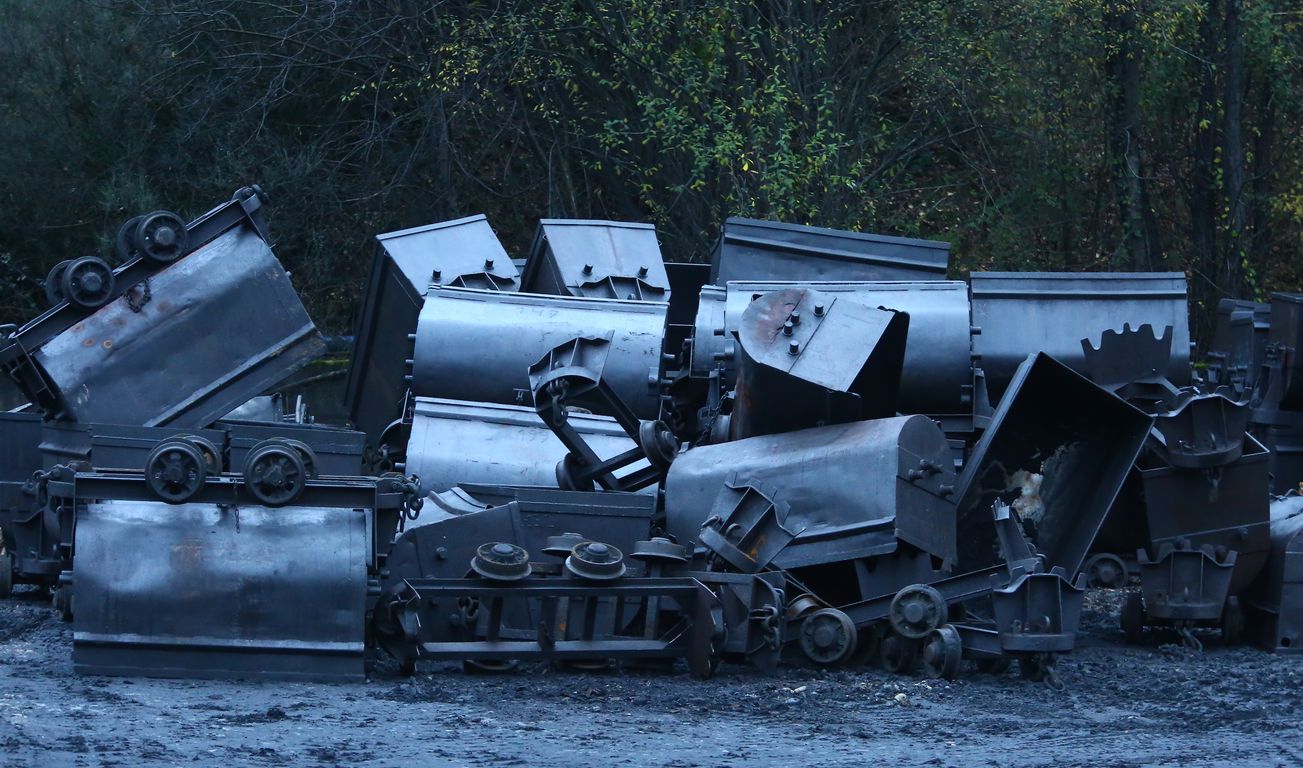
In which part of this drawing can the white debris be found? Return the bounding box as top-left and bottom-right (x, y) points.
(1011, 469), (1045, 525)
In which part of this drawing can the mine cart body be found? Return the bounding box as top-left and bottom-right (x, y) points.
(345, 214), (519, 448)
(710, 217), (950, 285)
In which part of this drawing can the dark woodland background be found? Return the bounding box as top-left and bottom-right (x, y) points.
(1, 0), (1300, 341)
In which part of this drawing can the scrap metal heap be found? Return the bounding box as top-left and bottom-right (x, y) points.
(0, 191), (1299, 686)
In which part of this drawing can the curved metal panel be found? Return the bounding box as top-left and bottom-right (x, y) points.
(664, 415), (957, 565)
(33, 227), (324, 428)
(412, 287), (667, 419)
(710, 217), (950, 285)
(691, 280), (973, 416)
(72, 501), (369, 680)
(404, 397), (652, 493)
(970, 272), (1191, 402)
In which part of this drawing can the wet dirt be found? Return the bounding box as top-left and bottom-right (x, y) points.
(2, 587), (1299, 767)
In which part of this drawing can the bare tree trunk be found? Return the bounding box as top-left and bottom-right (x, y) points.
(1221, 0), (1247, 296)
(1188, 0), (1220, 343)
(1105, 0), (1161, 270)
(1250, 73), (1276, 270)
(434, 94), (458, 219)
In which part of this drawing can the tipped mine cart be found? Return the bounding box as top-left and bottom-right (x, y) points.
(0, 196), (1298, 689)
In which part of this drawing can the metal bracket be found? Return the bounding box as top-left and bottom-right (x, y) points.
(529, 335), (679, 492)
(373, 576), (723, 678)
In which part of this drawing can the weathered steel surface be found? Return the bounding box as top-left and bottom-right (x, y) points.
(730, 287), (908, 439)
(665, 415), (958, 567)
(411, 286), (667, 419)
(404, 397), (650, 493)
(33, 226), (324, 428)
(970, 272), (1191, 402)
(1266, 292), (1303, 410)
(523, 219), (669, 302)
(710, 217), (950, 285)
(690, 280), (973, 418)
(953, 353), (1153, 577)
(72, 500), (369, 680)
(345, 215), (518, 448)
(1245, 496), (1303, 652)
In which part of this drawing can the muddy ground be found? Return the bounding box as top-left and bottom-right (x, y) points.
(1, 587), (1299, 768)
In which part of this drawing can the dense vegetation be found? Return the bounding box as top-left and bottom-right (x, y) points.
(0, 0), (1299, 338)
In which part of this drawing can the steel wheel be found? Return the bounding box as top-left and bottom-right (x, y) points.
(848, 625), (884, 667)
(144, 439), (208, 504)
(463, 659), (520, 674)
(1221, 596), (1244, 646)
(182, 434), (223, 473)
(0, 552), (12, 598)
(280, 438), (319, 479)
(798, 607), (858, 666)
(243, 444), (307, 507)
(115, 215), (144, 261)
(1121, 591), (1146, 644)
(889, 583), (949, 639)
(61, 256), (116, 310)
(1085, 553), (1128, 589)
(879, 633), (919, 675)
(44, 260), (71, 307)
(921, 624), (963, 681)
(133, 211), (189, 263)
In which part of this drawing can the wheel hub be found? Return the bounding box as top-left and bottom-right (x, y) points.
(798, 608), (856, 665)
(566, 541), (627, 580)
(471, 541), (532, 580)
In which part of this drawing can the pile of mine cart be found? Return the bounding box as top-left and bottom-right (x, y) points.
(0, 187), (1298, 686)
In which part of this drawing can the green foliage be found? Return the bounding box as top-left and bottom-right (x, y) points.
(0, 0), (1298, 333)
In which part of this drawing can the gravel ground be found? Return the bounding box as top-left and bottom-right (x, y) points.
(2, 586), (1300, 768)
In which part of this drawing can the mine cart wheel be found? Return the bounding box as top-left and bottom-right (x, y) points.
(889, 584), (949, 640)
(849, 625), (884, 667)
(243, 444), (307, 507)
(1221, 596), (1244, 646)
(114, 215), (144, 261)
(0, 553), (12, 598)
(53, 586), (72, 622)
(463, 659), (519, 674)
(133, 211), (190, 263)
(1121, 592), (1147, 644)
(879, 633), (919, 675)
(235, 185), (269, 205)
(181, 435), (222, 473)
(974, 656), (1011, 676)
(144, 439), (208, 504)
(43, 260), (71, 307)
(922, 625), (963, 681)
(638, 420), (680, 469)
(253, 437), (320, 479)
(282, 439), (319, 479)
(798, 608), (858, 666)
(61, 256), (116, 311)
(555, 453), (596, 491)
(1085, 553), (1129, 589)
(250, 438), (319, 479)
(558, 658), (613, 673)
